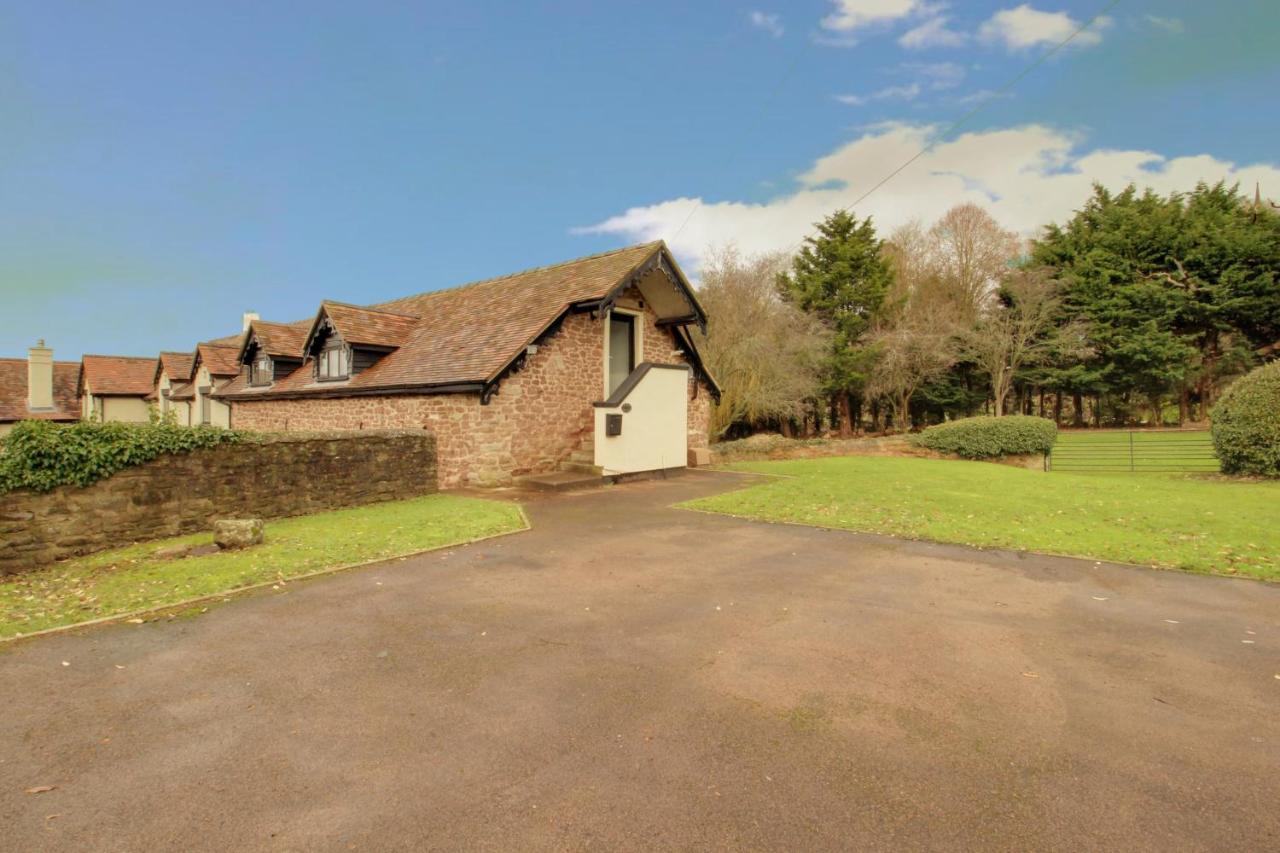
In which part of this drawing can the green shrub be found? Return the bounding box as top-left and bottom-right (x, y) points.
(909, 415), (1057, 459)
(0, 420), (245, 494)
(1211, 361), (1280, 477)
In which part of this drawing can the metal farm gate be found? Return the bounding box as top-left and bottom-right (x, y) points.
(1048, 431), (1219, 474)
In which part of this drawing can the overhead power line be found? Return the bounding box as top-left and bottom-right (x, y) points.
(663, 0), (1123, 254)
(783, 0), (1124, 253)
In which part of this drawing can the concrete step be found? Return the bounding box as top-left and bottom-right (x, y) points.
(514, 470), (606, 492)
(559, 461), (603, 475)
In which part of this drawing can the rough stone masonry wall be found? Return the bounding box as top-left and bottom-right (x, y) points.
(232, 307), (713, 488)
(0, 431), (437, 574)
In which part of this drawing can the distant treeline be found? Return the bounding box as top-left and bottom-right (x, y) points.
(695, 181), (1280, 438)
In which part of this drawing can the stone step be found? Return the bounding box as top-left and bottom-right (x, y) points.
(514, 470), (606, 492)
(567, 450), (595, 464)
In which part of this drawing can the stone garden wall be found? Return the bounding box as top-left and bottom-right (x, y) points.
(0, 430), (437, 574)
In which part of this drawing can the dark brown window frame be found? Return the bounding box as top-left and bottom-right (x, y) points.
(249, 352), (274, 387)
(315, 338), (351, 382)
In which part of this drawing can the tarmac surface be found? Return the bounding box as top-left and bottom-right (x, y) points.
(2, 471), (1277, 851)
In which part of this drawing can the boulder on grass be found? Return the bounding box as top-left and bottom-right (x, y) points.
(153, 543), (194, 560)
(213, 519), (264, 550)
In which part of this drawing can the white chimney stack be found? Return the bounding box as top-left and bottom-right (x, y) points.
(242, 311), (260, 332)
(27, 340), (54, 411)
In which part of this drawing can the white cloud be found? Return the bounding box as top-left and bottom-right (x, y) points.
(1144, 15), (1184, 34)
(835, 83), (923, 105)
(838, 63), (963, 106)
(899, 16), (968, 48)
(748, 11), (784, 38)
(979, 4), (1111, 51)
(821, 0), (933, 34)
(577, 123), (1280, 272)
(903, 61), (966, 90)
(950, 88), (1009, 106)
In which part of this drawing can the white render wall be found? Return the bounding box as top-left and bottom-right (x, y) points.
(593, 365), (688, 475)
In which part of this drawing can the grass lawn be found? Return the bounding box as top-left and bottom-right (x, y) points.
(683, 456), (1280, 581)
(0, 494), (526, 639)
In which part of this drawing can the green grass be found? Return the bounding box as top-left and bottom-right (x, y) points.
(683, 456), (1280, 581)
(0, 494), (526, 639)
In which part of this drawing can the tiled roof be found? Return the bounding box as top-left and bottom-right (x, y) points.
(318, 302), (419, 350)
(219, 241), (674, 399)
(246, 320), (310, 359)
(196, 344), (241, 378)
(206, 332), (244, 348)
(81, 355), (157, 396)
(156, 351), (195, 383)
(0, 359), (81, 423)
(169, 382), (195, 401)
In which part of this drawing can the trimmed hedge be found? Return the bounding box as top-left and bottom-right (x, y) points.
(1211, 361), (1280, 477)
(909, 415), (1057, 459)
(0, 420), (244, 494)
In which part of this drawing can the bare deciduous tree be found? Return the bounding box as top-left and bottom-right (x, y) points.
(962, 268), (1072, 416)
(865, 294), (959, 430)
(694, 246), (832, 439)
(928, 203), (1022, 322)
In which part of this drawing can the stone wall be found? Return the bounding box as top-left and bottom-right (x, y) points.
(0, 430), (437, 574)
(231, 306), (714, 488)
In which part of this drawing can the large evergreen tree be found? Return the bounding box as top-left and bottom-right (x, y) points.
(1032, 182), (1280, 424)
(777, 210), (893, 433)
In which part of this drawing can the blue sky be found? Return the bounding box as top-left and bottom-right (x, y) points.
(2, 0), (1278, 359)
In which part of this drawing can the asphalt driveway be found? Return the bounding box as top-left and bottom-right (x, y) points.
(2, 471), (1277, 851)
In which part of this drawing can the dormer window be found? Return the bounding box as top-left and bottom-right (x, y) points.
(250, 353), (273, 386)
(316, 339), (351, 381)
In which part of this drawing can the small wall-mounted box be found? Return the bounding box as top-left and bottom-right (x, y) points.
(605, 413), (623, 436)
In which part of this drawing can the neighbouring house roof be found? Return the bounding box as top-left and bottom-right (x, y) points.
(238, 320), (311, 362)
(205, 331), (245, 348)
(0, 359), (81, 423)
(169, 382), (195, 401)
(155, 351), (196, 384)
(218, 241), (710, 400)
(193, 343), (242, 379)
(79, 355), (157, 397)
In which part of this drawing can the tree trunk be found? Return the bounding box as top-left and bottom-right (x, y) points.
(1053, 393), (1064, 426)
(852, 396), (863, 436)
(1178, 387), (1189, 427)
(1072, 392), (1085, 427)
(837, 393), (853, 437)
(780, 419), (794, 438)
(1038, 389), (1046, 418)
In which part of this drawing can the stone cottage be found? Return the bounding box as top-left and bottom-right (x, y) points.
(217, 241), (719, 487)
